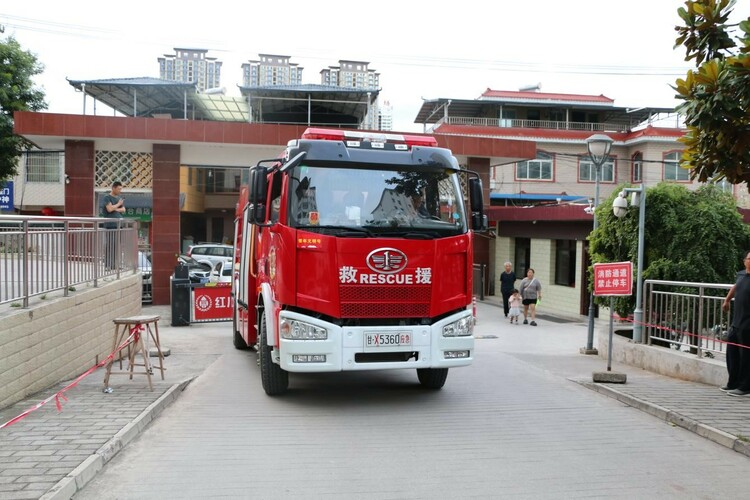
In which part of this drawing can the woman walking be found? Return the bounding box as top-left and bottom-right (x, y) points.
(519, 268), (542, 326)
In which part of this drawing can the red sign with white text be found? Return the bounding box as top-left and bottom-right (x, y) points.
(192, 283), (233, 322)
(593, 261), (633, 296)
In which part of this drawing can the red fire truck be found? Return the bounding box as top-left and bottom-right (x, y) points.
(232, 128), (486, 395)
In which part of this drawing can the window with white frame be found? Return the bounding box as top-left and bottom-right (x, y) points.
(579, 158), (614, 182)
(516, 151), (553, 181)
(632, 152), (642, 183)
(664, 151), (690, 181)
(25, 151), (62, 183)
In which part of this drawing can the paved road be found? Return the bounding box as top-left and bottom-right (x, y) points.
(70, 303), (750, 499)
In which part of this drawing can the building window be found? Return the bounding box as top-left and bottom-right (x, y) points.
(516, 151), (553, 181)
(632, 152), (642, 183)
(579, 158), (614, 183)
(25, 151), (62, 183)
(664, 151), (690, 181)
(514, 238), (531, 278)
(555, 240), (577, 287)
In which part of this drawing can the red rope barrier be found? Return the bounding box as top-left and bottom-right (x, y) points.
(0, 329), (139, 430)
(615, 315), (748, 350)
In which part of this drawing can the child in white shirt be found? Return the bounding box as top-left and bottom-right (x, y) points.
(508, 289), (522, 324)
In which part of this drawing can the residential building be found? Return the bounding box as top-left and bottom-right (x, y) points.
(241, 54), (303, 87)
(415, 88), (747, 319)
(320, 60), (379, 90)
(378, 100), (393, 131)
(158, 48), (222, 92)
(321, 60), (381, 129)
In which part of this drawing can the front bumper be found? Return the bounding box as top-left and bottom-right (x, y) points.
(277, 309), (474, 372)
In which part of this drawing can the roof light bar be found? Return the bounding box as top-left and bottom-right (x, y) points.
(302, 127), (438, 148)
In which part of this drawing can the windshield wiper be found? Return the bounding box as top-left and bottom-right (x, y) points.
(367, 231), (438, 239)
(302, 225), (374, 237)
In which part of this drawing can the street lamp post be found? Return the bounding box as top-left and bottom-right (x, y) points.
(613, 186), (646, 343)
(583, 134), (614, 354)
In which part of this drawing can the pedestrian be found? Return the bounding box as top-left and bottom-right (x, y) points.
(519, 268), (542, 326)
(508, 289), (522, 324)
(499, 261), (516, 317)
(720, 250), (750, 396)
(102, 181), (126, 270)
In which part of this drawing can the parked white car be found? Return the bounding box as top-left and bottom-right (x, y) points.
(209, 260), (233, 283)
(187, 243), (233, 268)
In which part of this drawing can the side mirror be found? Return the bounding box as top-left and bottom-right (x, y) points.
(248, 166), (268, 224)
(468, 177), (487, 231)
(468, 177), (483, 213)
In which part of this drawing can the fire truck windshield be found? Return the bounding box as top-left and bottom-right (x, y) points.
(288, 165), (467, 236)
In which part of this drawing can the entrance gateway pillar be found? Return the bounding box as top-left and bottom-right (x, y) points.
(151, 144), (181, 305)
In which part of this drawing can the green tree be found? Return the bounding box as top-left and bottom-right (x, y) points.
(0, 36), (46, 182)
(674, 0), (750, 187)
(589, 183), (750, 317)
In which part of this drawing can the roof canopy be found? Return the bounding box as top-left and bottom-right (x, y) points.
(67, 79), (379, 125)
(67, 77), (199, 119)
(414, 91), (674, 130)
(239, 84), (379, 126)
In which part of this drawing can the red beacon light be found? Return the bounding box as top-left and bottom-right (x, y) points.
(302, 128), (437, 149)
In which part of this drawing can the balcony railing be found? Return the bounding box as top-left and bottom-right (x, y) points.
(439, 116), (631, 132)
(0, 215), (139, 307)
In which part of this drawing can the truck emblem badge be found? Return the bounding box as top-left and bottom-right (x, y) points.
(366, 248), (407, 274)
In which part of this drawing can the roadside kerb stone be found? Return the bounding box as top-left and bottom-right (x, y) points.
(577, 380), (750, 459)
(40, 379), (192, 500)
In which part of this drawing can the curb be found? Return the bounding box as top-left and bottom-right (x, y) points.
(40, 378), (193, 500)
(576, 380), (750, 459)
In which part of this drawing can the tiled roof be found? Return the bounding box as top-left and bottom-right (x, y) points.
(480, 88), (614, 104)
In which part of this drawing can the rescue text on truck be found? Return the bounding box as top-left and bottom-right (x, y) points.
(231, 128), (487, 395)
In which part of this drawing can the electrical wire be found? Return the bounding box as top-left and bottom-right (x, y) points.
(0, 13), (692, 77)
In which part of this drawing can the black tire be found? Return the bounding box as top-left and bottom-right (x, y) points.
(259, 310), (289, 395)
(417, 368), (449, 389)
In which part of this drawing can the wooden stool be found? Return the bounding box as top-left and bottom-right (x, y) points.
(103, 315), (165, 391)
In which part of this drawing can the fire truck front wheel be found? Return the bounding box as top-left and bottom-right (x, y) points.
(417, 368), (449, 390)
(259, 310), (289, 396)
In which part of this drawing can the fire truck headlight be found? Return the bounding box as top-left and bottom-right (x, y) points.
(442, 315), (474, 337)
(279, 319), (328, 340)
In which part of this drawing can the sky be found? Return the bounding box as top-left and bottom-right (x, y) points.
(2, 0), (749, 132)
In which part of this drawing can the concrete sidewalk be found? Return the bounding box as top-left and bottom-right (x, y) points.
(2, 299), (750, 499)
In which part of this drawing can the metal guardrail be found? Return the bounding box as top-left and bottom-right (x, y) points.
(643, 279), (733, 358)
(442, 116), (631, 132)
(0, 215), (139, 307)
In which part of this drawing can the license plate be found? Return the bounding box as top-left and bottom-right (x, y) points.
(364, 332), (412, 349)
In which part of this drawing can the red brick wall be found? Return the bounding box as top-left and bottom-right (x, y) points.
(151, 144), (181, 305)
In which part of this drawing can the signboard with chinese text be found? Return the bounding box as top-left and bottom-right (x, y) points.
(0, 181), (13, 211)
(593, 261), (633, 296)
(191, 283), (233, 322)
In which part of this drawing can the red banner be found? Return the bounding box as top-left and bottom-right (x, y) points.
(593, 261), (633, 296)
(192, 283), (233, 322)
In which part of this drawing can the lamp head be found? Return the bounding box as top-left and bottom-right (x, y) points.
(613, 191), (628, 218)
(586, 134), (614, 165)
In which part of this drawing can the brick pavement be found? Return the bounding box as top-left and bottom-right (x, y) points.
(1, 301), (749, 499)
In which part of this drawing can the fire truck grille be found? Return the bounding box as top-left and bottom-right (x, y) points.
(339, 285), (431, 318)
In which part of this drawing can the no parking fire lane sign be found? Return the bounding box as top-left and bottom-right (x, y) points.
(593, 261), (632, 296)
